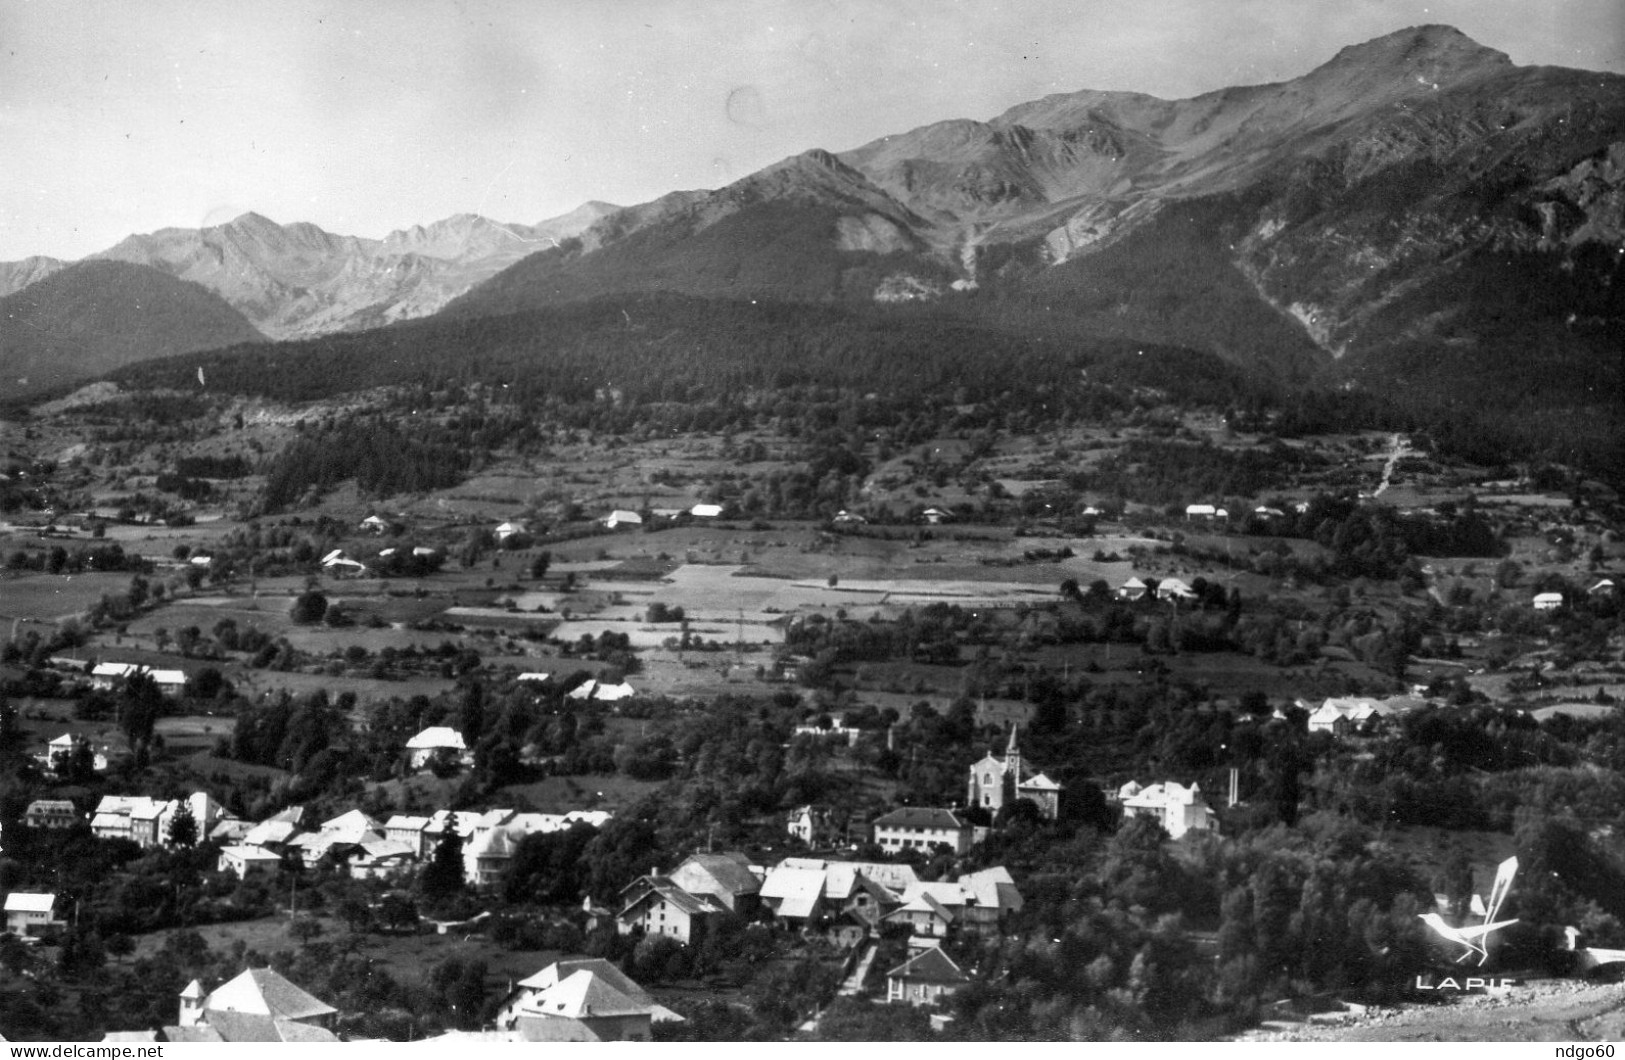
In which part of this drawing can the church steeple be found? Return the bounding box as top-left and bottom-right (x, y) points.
(1003, 724), (1022, 787)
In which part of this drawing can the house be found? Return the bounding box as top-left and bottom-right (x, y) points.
(883, 892), (955, 938)
(405, 726), (468, 769)
(168, 968), (338, 1042)
(792, 715), (863, 746)
(1533, 591), (1565, 611)
(320, 550), (367, 577)
(508, 965), (679, 1042)
(89, 661), (142, 690)
(491, 959), (680, 1035)
(832, 510), (867, 525)
(4, 893), (64, 938)
(1117, 780), (1218, 839)
(360, 514), (388, 533)
(218, 845), (284, 878)
(494, 521), (527, 542)
(885, 868), (1024, 940)
(347, 838), (417, 880)
(1116, 577), (1149, 601)
(617, 876), (726, 944)
(872, 807), (974, 856)
(1185, 503), (1218, 520)
(1590, 579), (1617, 596)
(24, 799), (79, 829)
(758, 858), (920, 929)
(565, 678), (636, 702)
(602, 509), (643, 529)
(668, 852), (761, 913)
(757, 865), (829, 927)
(787, 805), (837, 846)
(966, 726), (1063, 820)
(516, 672), (551, 683)
(91, 795), (174, 846)
(149, 669), (187, 697)
(44, 733), (91, 773)
(921, 507), (952, 525)
(384, 815), (432, 856)
(1156, 577), (1196, 602)
(885, 946), (970, 1006)
(690, 503), (723, 519)
(463, 827), (517, 887)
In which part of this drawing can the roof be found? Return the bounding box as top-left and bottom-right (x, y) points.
(518, 959), (653, 1003)
(26, 799), (77, 813)
(759, 866), (826, 919)
(4, 893), (56, 913)
(405, 726), (467, 751)
(521, 969), (655, 1020)
(690, 503), (723, 518)
(620, 877), (724, 919)
(886, 946), (970, 984)
(671, 851), (761, 898)
(205, 968), (337, 1022)
(102, 1031), (160, 1043)
(384, 814), (430, 832)
(199, 1011), (339, 1043)
(160, 1027), (225, 1043)
(243, 820), (301, 846)
(873, 807), (966, 831)
(886, 891), (954, 923)
(1018, 773), (1062, 792)
(220, 845), (283, 863)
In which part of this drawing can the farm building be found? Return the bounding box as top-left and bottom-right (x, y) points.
(602, 509), (643, 529)
(1533, 591), (1565, 611)
(689, 503), (723, 519)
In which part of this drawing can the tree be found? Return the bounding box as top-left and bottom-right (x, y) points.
(290, 590), (329, 624)
(530, 551), (552, 580)
(167, 803), (198, 848)
(420, 819), (465, 901)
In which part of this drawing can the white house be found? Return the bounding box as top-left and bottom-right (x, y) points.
(218, 845), (284, 878)
(406, 726), (468, 769)
(494, 521), (527, 542)
(872, 807), (974, 856)
(3, 893), (64, 937)
(690, 503), (723, 519)
(360, 515), (388, 533)
(1117, 780), (1218, 839)
(603, 510), (643, 529)
(1185, 504), (1217, 520)
(1117, 577), (1149, 601)
(1156, 577), (1196, 601)
(1533, 592), (1565, 611)
(565, 679), (636, 702)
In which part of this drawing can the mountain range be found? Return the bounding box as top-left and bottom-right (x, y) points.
(3, 25), (1621, 462)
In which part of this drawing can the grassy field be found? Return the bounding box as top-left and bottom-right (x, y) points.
(0, 571), (135, 623)
(128, 914), (564, 996)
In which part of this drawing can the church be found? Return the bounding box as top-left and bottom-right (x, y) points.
(966, 727), (1062, 820)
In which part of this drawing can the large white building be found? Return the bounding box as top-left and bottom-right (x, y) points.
(1116, 780), (1218, 839)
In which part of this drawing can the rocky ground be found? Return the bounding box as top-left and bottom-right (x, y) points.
(1235, 980), (1625, 1042)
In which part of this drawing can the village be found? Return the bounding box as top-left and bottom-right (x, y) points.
(1, 384), (1623, 1042)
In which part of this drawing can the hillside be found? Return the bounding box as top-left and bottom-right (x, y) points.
(0, 260), (264, 396)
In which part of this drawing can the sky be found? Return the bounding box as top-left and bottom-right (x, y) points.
(2, 0), (1621, 261)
